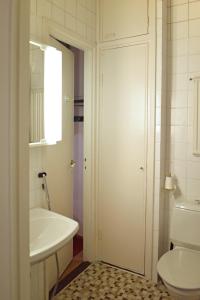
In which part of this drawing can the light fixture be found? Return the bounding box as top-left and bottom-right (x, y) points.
(44, 46), (62, 144)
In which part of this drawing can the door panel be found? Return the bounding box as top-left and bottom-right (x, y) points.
(99, 44), (148, 274)
(100, 0), (148, 41)
(43, 40), (74, 288)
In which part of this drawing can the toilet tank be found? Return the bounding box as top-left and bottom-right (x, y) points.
(170, 202), (200, 248)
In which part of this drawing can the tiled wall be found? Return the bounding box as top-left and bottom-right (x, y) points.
(167, 0), (200, 234)
(30, 0), (200, 283)
(29, 148), (45, 208)
(30, 0), (96, 44)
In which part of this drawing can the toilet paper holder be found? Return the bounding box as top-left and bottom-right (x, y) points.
(164, 175), (176, 191)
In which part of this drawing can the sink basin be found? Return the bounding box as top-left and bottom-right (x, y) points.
(30, 208), (79, 264)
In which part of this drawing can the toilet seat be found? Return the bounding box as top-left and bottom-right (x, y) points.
(157, 247), (200, 290)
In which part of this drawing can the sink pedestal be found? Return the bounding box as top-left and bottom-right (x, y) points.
(30, 208), (78, 300)
(31, 262), (46, 300)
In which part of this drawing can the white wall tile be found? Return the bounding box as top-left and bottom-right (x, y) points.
(29, 148), (44, 209)
(31, 0), (96, 43)
(37, 0), (51, 18)
(166, 1), (200, 250)
(189, 54), (200, 72)
(174, 142), (187, 160)
(77, 5), (87, 23)
(170, 108), (187, 125)
(171, 55), (188, 74)
(173, 161), (187, 179)
(51, 0), (65, 10)
(187, 126), (193, 143)
(51, 5), (65, 26)
(187, 179), (200, 197)
(76, 20), (86, 38)
(171, 21), (188, 40)
(187, 142), (200, 161)
(169, 39), (188, 56)
(189, 1), (200, 20)
(187, 107), (193, 126)
(174, 125), (188, 142)
(86, 26), (95, 42)
(189, 37), (200, 55)
(171, 4), (188, 23)
(31, 0), (37, 15)
(169, 126), (175, 146)
(189, 19), (200, 37)
(170, 90), (188, 108)
(187, 161), (200, 179)
(170, 74), (189, 90)
(171, 0), (188, 6)
(65, 0), (76, 16)
(65, 12), (76, 31)
(176, 177), (186, 196)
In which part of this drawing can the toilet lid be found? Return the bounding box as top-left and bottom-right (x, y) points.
(157, 248), (200, 290)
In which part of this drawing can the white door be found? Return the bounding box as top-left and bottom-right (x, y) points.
(43, 40), (75, 288)
(98, 44), (148, 275)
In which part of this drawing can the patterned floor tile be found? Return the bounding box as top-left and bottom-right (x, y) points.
(55, 262), (171, 300)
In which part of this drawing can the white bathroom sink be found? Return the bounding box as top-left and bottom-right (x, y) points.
(30, 208), (79, 264)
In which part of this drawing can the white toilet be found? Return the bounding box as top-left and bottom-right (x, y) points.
(157, 202), (200, 300)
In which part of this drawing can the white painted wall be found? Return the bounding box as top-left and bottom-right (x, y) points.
(166, 0), (200, 243)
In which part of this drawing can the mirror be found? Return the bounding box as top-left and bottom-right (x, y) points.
(29, 42), (45, 144)
(29, 41), (62, 146)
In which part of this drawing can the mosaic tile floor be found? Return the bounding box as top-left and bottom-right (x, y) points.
(55, 261), (171, 300)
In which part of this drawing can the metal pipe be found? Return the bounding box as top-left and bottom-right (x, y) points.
(38, 171), (60, 299)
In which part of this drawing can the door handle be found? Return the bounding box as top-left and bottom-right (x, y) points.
(70, 160), (76, 168)
(140, 166), (144, 170)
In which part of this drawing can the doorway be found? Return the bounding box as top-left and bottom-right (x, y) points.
(70, 46), (84, 260)
(55, 40), (85, 272)
(46, 19), (97, 262)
